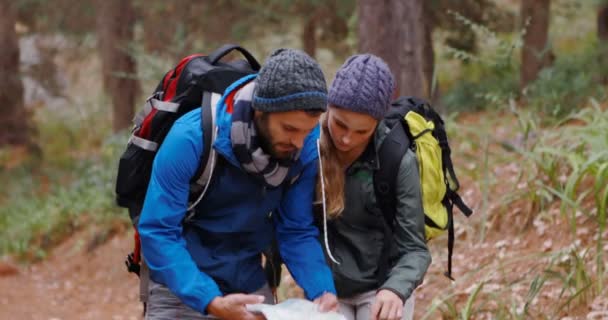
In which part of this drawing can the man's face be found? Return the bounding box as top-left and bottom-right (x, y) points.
(254, 110), (321, 160)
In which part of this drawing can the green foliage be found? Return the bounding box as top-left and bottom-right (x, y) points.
(439, 12), (521, 112)
(440, 5), (606, 120)
(16, 0), (96, 35)
(0, 91), (130, 259)
(523, 43), (608, 120)
(460, 281), (486, 319)
(443, 44), (606, 120)
(430, 0), (516, 54)
(0, 132), (128, 259)
(545, 248), (594, 315)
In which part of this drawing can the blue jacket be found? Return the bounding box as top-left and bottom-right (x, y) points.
(138, 75), (336, 314)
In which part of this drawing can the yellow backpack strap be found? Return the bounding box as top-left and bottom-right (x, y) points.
(421, 105), (473, 217)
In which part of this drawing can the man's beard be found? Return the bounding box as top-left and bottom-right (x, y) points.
(254, 114), (296, 161)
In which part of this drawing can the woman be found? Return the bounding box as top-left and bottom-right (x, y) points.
(316, 54), (431, 320)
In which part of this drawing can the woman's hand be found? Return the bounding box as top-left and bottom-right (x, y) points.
(371, 289), (404, 320)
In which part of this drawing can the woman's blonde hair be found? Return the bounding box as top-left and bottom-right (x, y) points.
(316, 114), (345, 219)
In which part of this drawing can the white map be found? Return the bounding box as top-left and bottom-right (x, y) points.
(247, 298), (347, 320)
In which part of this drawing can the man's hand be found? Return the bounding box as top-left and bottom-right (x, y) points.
(207, 294), (266, 320)
(371, 289), (404, 320)
(313, 292), (339, 312)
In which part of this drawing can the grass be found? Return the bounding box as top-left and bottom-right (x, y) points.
(421, 244), (604, 319)
(420, 98), (608, 319)
(0, 91), (131, 261)
(506, 99), (607, 240)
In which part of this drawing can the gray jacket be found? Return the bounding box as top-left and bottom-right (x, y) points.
(322, 120), (431, 301)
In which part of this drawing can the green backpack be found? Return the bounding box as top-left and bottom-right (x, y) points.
(375, 96), (473, 280)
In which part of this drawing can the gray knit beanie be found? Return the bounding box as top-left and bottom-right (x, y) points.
(328, 54), (395, 120)
(252, 48), (328, 112)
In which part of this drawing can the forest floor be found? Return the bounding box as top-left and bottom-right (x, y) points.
(0, 183), (604, 319)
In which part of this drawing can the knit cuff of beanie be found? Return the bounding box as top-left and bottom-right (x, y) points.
(327, 95), (386, 120)
(253, 91), (327, 113)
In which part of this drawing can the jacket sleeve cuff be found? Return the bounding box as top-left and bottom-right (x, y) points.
(303, 271), (337, 300)
(200, 290), (223, 315)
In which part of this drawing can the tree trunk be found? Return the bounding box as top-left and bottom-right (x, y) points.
(599, 4), (608, 41)
(598, 4), (608, 83)
(142, 4), (178, 55)
(141, 1), (192, 56)
(97, 0), (140, 132)
(358, 0), (433, 99)
(520, 0), (551, 90)
(421, 1), (437, 102)
(0, 2), (31, 147)
(302, 14), (317, 58)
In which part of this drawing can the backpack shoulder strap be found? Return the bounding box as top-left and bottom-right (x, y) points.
(374, 120), (410, 284)
(198, 91), (219, 182)
(374, 122), (410, 228)
(187, 91), (221, 213)
(422, 105), (473, 218)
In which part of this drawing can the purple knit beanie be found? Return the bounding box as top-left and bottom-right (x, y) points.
(328, 54), (395, 120)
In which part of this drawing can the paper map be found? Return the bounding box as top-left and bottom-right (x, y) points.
(247, 298), (347, 320)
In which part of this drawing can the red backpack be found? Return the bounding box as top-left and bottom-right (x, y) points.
(114, 44), (261, 275)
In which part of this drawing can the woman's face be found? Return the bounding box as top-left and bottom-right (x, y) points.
(326, 106), (378, 153)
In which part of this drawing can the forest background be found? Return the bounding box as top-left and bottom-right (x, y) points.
(1, 0), (607, 319)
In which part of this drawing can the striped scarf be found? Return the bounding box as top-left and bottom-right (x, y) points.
(230, 82), (298, 188)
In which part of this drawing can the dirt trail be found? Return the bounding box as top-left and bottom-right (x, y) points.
(0, 231), (142, 320)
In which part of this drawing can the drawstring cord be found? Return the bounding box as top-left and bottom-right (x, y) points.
(317, 139), (340, 265)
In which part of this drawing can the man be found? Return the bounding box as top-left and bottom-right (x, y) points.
(138, 48), (338, 320)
